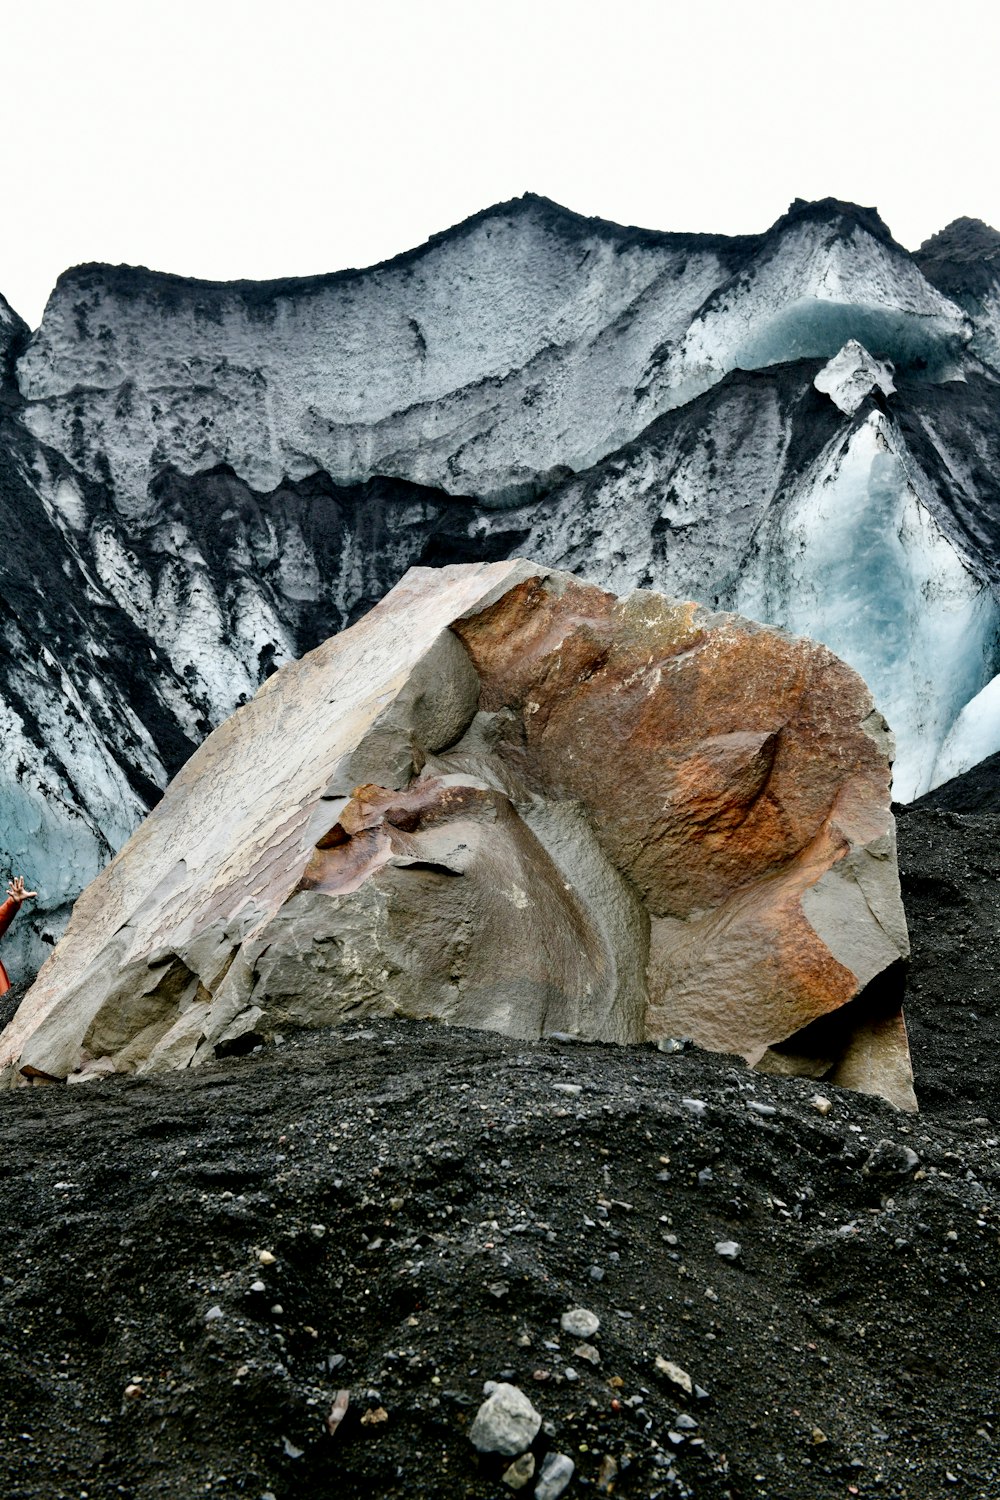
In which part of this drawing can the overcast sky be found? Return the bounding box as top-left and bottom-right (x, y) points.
(3, 0), (998, 326)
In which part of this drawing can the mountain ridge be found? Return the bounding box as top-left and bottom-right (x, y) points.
(8, 193), (967, 334)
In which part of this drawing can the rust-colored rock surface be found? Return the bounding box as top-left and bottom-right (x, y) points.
(0, 562), (914, 1107)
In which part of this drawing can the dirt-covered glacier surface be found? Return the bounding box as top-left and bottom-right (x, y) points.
(0, 889), (998, 1500)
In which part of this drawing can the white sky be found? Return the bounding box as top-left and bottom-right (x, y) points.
(3, 0), (998, 327)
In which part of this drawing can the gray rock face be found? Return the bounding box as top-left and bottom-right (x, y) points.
(2, 195), (1000, 967)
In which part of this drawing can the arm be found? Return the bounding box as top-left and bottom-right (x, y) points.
(0, 879), (37, 941)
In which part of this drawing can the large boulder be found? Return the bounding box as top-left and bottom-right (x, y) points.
(0, 561), (914, 1107)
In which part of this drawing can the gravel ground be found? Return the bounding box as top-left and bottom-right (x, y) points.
(0, 786), (997, 1500)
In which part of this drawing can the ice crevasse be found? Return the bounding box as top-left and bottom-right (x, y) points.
(736, 387), (1000, 803)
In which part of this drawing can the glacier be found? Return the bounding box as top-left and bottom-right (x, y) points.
(733, 411), (1000, 802)
(3, 193), (1000, 967)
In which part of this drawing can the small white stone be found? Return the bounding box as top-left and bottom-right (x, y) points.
(560, 1307), (600, 1339)
(469, 1384), (542, 1456)
(655, 1355), (693, 1394)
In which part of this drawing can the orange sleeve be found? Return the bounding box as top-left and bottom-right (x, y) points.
(0, 898), (21, 941)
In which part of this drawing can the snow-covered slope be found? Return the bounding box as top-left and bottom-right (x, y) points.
(19, 198), (738, 506)
(3, 193), (1000, 967)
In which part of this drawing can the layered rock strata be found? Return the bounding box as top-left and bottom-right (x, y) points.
(0, 562), (914, 1108)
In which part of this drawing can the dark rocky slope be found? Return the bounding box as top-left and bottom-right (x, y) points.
(0, 1024), (994, 1500)
(895, 760), (1000, 1118)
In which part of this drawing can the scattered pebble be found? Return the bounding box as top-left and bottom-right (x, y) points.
(469, 1384), (542, 1455)
(502, 1452), (535, 1490)
(863, 1140), (921, 1177)
(573, 1342), (600, 1365)
(810, 1094), (833, 1115)
(561, 1307), (600, 1339)
(596, 1454), (618, 1492)
(715, 1239), (741, 1260)
(655, 1356), (693, 1395)
(534, 1451), (574, 1500)
(326, 1389), (350, 1437)
(257, 1250), (276, 1266)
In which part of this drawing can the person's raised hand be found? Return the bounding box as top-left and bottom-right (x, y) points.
(7, 877), (37, 903)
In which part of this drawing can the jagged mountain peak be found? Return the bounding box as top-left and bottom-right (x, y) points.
(915, 215), (1000, 299)
(912, 216), (1000, 369)
(919, 215), (1000, 258)
(773, 196), (899, 247)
